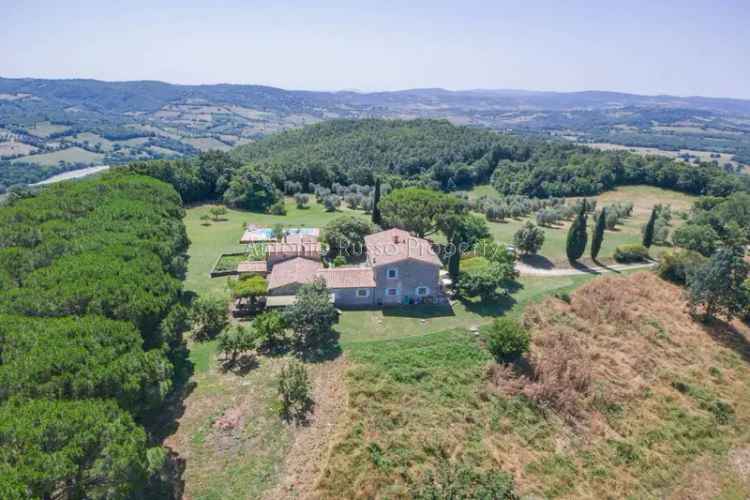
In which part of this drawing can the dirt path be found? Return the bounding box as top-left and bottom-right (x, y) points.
(516, 261), (656, 276)
(263, 356), (349, 500)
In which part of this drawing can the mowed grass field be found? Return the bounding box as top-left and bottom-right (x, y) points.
(183, 197), (368, 298)
(468, 185), (697, 265)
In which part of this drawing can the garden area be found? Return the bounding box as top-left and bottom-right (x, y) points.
(466, 184), (697, 267)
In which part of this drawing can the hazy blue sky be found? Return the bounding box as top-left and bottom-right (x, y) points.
(3, 0), (749, 98)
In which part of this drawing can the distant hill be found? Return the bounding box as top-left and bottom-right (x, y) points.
(1, 77), (750, 187)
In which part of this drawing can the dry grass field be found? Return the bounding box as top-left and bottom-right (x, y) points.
(318, 272), (750, 498)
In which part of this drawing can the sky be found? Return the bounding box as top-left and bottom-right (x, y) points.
(2, 0), (749, 99)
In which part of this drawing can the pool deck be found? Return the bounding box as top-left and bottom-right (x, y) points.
(239, 225), (320, 244)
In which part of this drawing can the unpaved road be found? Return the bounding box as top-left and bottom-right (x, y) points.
(516, 261), (656, 276)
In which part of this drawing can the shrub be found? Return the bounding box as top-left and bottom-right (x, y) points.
(254, 310), (287, 351)
(613, 244), (649, 263)
(512, 222), (545, 255)
(657, 249), (706, 284)
(217, 324), (260, 365)
(525, 330), (592, 421)
(332, 255), (347, 267)
(190, 297), (228, 341)
(486, 318), (530, 362)
(267, 200), (287, 215)
(412, 461), (517, 500)
(278, 360), (313, 422)
(294, 193), (310, 208)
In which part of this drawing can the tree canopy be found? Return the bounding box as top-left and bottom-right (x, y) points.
(0, 173), (189, 496)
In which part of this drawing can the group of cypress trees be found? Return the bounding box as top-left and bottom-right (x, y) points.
(566, 200), (611, 263)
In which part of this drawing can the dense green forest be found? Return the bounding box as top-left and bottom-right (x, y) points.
(117, 119), (750, 207)
(0, 173), (190, 498)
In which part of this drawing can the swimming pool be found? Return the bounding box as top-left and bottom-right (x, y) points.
(240, 226), (320, 243)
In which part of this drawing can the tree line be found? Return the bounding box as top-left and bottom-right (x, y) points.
(116, 120), (749, 214)
(0, 172), (191, 498)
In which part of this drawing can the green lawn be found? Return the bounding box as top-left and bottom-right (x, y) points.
(184, 198), (368, 298)
(337, 274), (593, 344)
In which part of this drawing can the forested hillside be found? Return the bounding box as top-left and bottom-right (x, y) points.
(120, 119), (749, 207)
(231, 118), (519, 187)
(2, 77), (750, 189)
(0, 173), (190, 498)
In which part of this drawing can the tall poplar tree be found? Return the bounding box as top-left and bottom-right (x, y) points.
(591, 208), (607, 261)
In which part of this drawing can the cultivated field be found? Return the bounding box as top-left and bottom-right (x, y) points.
(11, 146), (105, 167)
(468, 185), (697, 266)
(587, 142), (742, 169)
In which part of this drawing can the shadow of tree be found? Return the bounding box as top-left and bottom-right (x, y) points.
(297, 329), (343, 363)
(219, 353), (260, 376)
(382, 304), (456, 319)
(461, 294), (518, 317)
(700, 318), (750, 365)
(521, 254), (555, 270)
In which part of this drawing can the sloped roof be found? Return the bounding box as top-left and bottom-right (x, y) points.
(364, 228), (442, 267)
(237, 260), (267, 274)
(267, 257), (321, 290)
(266, 240), (322, 257)
(317, 268), (376, 288)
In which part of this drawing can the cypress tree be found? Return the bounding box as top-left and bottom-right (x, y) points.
(643, 207), (657, 248)
(566, 202), (588, 262)
(371, 178), (382, 225)
(448, 246), (461, 281)
(591, 207), (607, 261)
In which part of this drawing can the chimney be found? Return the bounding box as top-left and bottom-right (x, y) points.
(393, 234), (400, 244)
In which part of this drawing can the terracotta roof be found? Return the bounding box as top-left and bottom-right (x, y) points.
(285, 233), (319, 244)
(268, 257), (321, 290)
(364, 228), (442, 267)
(266, 241), (322, 257)
(317, 268), (376, 288)
(237, 260), (268, 274)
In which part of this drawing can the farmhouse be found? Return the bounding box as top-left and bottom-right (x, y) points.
(239, 226), (444, 307)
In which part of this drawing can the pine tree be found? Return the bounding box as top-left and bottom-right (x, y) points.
(643, 207), (657, 248)
(566, 202), (588, 262)
(371, 178), (382, 225)
(591, 208), (606, 261)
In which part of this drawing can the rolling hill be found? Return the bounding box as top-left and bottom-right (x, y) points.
(2, 77), (750, 188)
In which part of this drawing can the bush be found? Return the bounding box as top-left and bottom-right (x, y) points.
(512, 222), (545, 255)
(294, 193), (310, 208)
(412, 461), (517, 500)
(190, 297), (228, 341)
(278, 360), (313, 422)
(486, 318), (530, 362)
(332, 255), (347, 267)
(267, 200), (287, 215)
(657, 249), (706, 284)
(217, 324), (260, 366)
(613, 244), (649, 263)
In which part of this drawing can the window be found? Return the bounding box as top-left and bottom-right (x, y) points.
(386, 268), (398, 279)
(416, 286), (429, 296)
(386, 288), (399, 296)
(356, 289), (370, 298)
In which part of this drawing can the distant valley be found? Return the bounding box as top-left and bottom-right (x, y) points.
(1, 77), (750, 187)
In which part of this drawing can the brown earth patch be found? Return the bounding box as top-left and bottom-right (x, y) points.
(264, 355), (349, 500)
